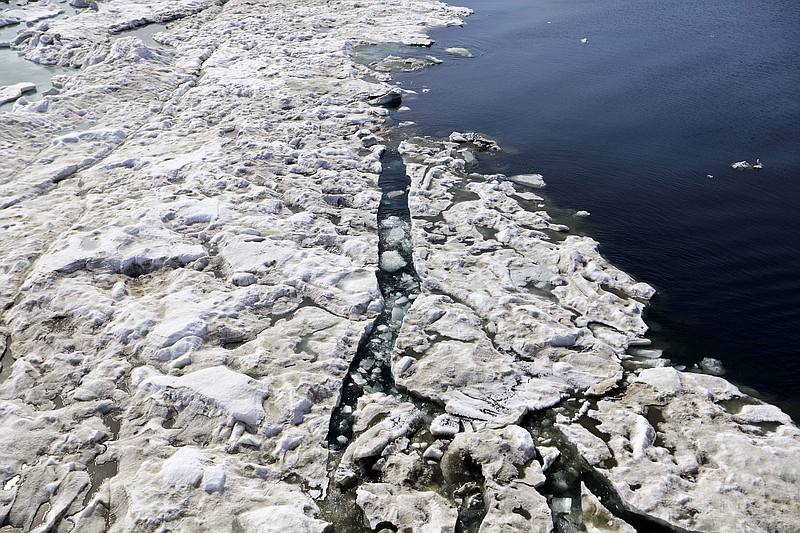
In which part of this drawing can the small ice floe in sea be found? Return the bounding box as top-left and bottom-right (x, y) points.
(707, 174), (714, 178)
(367, 89), (402, 108)
(731, 159), (762, 170)
(697, 357), (726, 376)
(448, 131), (500, 151)
(580, 37), (589, 43)
(379, 250), (407, 272)
(0, 82), (36, 105)
(504, 173), (546, 189)
(444, 47), (473, 57)
(575, 210), (591, 217)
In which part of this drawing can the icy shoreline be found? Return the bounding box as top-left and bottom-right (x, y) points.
(1, 0), (798, 531)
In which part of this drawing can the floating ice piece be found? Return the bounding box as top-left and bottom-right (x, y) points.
(505, 173), (546, 189)
(580, 38), (589, 43)
(555, 422), (612, 466)
(635, 367), (683, 396)
(731, 160), (751, 169)
(380, 250), (407, 272)
(552, 497), (573, 514)
(575, 210), (591, 217)
(753, 158), (763, 169)
(630, 348), (663, 359)
(444, 47), (473, 57)
(699, 357), (726, 376)
(149, 314), (207, 349)
(367, 89), (402, 108)
(203, 466), (226, 493)
(0, 82), (36, 105)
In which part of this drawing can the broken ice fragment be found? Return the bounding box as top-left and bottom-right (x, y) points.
(380, 250), (407, 272)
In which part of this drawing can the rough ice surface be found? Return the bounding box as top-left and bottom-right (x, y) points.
(380, 249), (408, 272)
(505, 173), (546, 189)
(1, 0), (798, 531)
(391, 134), (800, 532)
(140, 366), (269, 426)
(356, 483), (458, 531)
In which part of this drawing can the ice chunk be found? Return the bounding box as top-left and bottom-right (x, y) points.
(0, 83), (36, 105)
(552, 497), (573, 514)
(630, 348), (663, 359)
(698, 357), (726, 376)
(635, 367), (683, 396)
(356, 483), (458, 531)
(385, 226), (408, 248)
(444, 47), (473, 57)
(736, 404), (793, 426)
(380, 250), (407, 272)
(505, 173), (546, 189)
(430, 414), (461, 437)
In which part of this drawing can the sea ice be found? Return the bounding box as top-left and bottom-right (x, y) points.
(1, 0), (797, 530)
(139, 366), (269, 426)
(0, 83), (36, 105)
(161, 447), (209, 489)
(444, 47), (473, 57)
(380, 250), (407, 272)
(505, 173), (546, 188)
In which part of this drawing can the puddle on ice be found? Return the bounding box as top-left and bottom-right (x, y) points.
(0, 44), (73, 111)
(82, 457), (119, 508)
(112, 22), (169, 48)
(0, 4), (80, 110)
(30, 501), (51, 530)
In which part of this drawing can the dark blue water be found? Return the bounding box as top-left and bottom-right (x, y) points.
(393, 0), (800, 418)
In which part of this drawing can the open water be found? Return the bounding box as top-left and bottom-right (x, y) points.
(393, 0), (800, 418)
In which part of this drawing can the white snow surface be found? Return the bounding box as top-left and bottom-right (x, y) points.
(140, 366), (269, 426)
